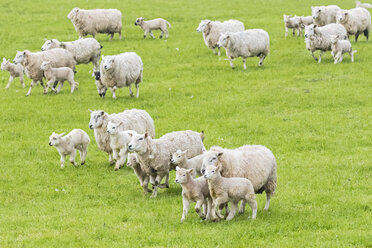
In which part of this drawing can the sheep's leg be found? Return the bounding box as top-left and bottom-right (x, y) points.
(310, 51), (318, 61)
(229, 57), (235, 69)
(226, 202), (238, 221)
(119, 31), (122, 40)
(258, 54), (266, 66)
(338, 54), (344, 63)
(149, 31), (155, 39)
(264, 192), (272, 211)
(159, 29), (164, 39)
(143, 30), (148, 39)
(202, 201), (207, 217)
(70, 149), (77, 167)
(246, 195), (257, 219)
(80, 144), (88, 165)
(217, 47), (221, 56)
(112, 86), (117, 99)
(158, 174), (169, 188)
(165, 29), (169, 39)
(214, 198), (226, 220)
(26, 80), (37, 96)
(243, 58), (247, 70)
(181, 198), (190, 222)
(363, 29), (369, 41)
(46, 80), (54, 90)
(108, 153), (115, 165)
(52, 81), (58, 92)
(142, 176), (152, 194)
(20, 76), (25, 88)
(292, 28), (295, 36)
(239, 200), (246, 214)
(39, 79), (48, 94)
(56, 81), (64, 93)
(135, 83), (139, 98)
(205, 198), (212, 220)
(355, 32), (360, 42)
(350, 51), (355, 62)
(195, 199), (206, 220)
(109, 33), (114, 41)
(285, 27), (288, 37)
(5, 76), (14, 89)
(114, 150), (127, 171)
(210, 201), (219, 221)
(151, 175), (163, 198)
(297, 28), (302, 36)
(129, 84), (134, 97)
(318, 51), (324, 63)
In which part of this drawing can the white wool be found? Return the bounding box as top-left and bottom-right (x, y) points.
(171, 150), (205, 177)
(283, 15), (302, 37)
(336, 8), (371, 42)
(1, 57), (25, 89)
(135, 17), (171, 39)
(330, 35), (356, 64)
(40, 61), (78, 93)
(356, 1), (372, 9)
(312, 5), (341, 26)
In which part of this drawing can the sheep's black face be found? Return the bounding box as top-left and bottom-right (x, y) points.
(94, 71), (100, 80)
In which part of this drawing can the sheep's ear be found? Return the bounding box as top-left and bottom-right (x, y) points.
(23, 51), (26, 55)
(59, 132), (65, 137)
(60, 42), (66, 49)
(101, 55), (105, 60)
(345, 12), (349, 16)
(313, 24), (317, 28)
(88, 109), (93, 113)
(301, 24), (306, 28)
(176, 166), (180, 171)
(187, 168), (194, 174)
(128, 131), (133, 137)
(182, 150), (188, 155)
(144, 133), (148, 139)
(217, 152), (223, 157)
(100, 111), (104, 115)
(2, 57), (5, 62)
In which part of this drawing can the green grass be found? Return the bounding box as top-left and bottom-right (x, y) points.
(1, 0), (372, 247)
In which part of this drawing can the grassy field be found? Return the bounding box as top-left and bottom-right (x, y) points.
(0, 0), (371, 247)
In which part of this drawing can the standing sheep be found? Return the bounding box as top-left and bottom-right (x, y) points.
(330, 35), (357, 64)
(134, 17), (171, 39)
(40, 61), (78, 93)
(356, 1), (372, 9)
(67, 8), (122, 40)
(217, 29), (270, 70)
(196, 19), (245, 56)
(171, 150), (205, 177)
(312, 5), (341, 26)
(1, 57), (25, 89)
(283, 15), (301, 37)
(336, 8), (371, 42)
(88, 109), (155, 165)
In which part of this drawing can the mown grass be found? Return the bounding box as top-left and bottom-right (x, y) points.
(0, 0), (371, 247)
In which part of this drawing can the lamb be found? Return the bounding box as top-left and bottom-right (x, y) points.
(40, 61), (78, 93)
(304, 23), (348, 63)
(312, 5), (341, 26)
(356, 1), (372, 9)
(217, 29), (270, 70)
(1, 57), (25, 89)
(95, 52), (143, 99)
(204, 165), (257, 221)
(171, 150), (205, 177)
(88, 109), (155, 165)
(41, 38), (102, 74)
(196, 19), (245, 56)
(49, 129), (90, 169)
(126, 153), (152, 194)
(128, 130), (206, 198)
(283, 15), (301, 36)
(67, 8), (122, 40)
(175, 167), (212, 222)
(299, 16), (314, 26)
(330, 35), (356, 64)
(336, 8), (371, 42)
(134, 17), (171, 39)
(13, 49), (75, 96)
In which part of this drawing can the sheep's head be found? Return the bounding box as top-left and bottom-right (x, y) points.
(13, 51), (26, 64)
(126, 153), (139, 168)
(135, 17), (144, 26)
(106, 121), (122, 135)
(101, 55), (114, 71)
(49, 132), (65, 146)
(171, 150), (187, 164)
(88, 110), (106, 129)
(95, 78), (107, 98)
(203, 165), (220, 180)
(283, 15), (291, 23)
(41, 39), (60, 51)
(40, 61), (52, 71)
(1, 58), (9, 70)
(311, 7), (322, 20)
(200, 151), (223, 175)
(128, 132), (149, 153)
(175, 167), (193, 184)
(304, 24), (317, 38)
(336, 10), (348, 24)
(217, 32), (230, 48)
(330, 35), (339, 44)
(67, 7), (79, 20)
(196, 20), (210, 32)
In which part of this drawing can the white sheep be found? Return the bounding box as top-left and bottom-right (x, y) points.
(217, 29), (270, 70)
(13, 49), (75, 96)
(67, 8), (122, 40)
(88, 109), (155, 165)
(128, 130), (206, 198)
(196, 19), (245, 56)
(41, 38), (102, 74)
(283, 15), (301, 36)
(171, 150), (204, 177)
(304, 23), (348, 63)
(336, 8), (371, 42)
(49, 129), (90, 169)
(96, 52), (143, 99)
(40, 61), (78, 93)
(312, 5), (341, 26)
(1, 57), (25, 89)
(175, 167), (212, 222)
(356, 1), (372, 9)
(134, 17), (171, 39)
(330, 35), (356, 64)
(127, 153), (153, 194)
(204, 165), (257, 221)
(299, 16), (314, 26)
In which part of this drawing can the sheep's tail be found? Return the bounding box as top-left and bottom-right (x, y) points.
(200, 131), (205, 141)
(166, 21), (171, 28)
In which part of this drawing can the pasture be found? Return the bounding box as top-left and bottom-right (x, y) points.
(0, 0), (371, 247)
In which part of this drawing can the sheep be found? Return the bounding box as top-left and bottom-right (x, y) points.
(356, 1), (372, 9)
(40, 61), (78, 93)
(304, 23), (348, 63)
(175, 167), (212, 222)
(312, 5), (341, 26)
(67, 8), (122, 40)
(128, 130), (206, 198)
(204, 165), (257, 221)
(13, 49), (75, 96)
(330, 35), (357, 64)
(336, 8), (371, 42)
(95, 52), (143, 99)
(217, 29), (270, 70)
(196, 19), (245, 56)
(1, 57), (25, 89)
(134, 17), (171, 39)
(283, 15), (301, 36)
(171, 150), (205, 177)
(299, 16), (314, 26)
(88, 109), (155, 166)
(126, 153), (153, 194)
(49, 129), (90, 169)
(41, 38), (102, 74)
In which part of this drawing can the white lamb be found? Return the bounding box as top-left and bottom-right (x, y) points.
(196, 19), (245, 56)
(312, 5), (341, 26)
(330, 35), (356, 64)
(171, 150), (205, 177)
(88, 109), (155, 165)
(40, 61), (78, 93)
(127, 153), (152, 194)
(96, 52), (143, 99)
(67, 8), (122, 40)
(204, 165), (257, 221)
(217, 29), (270, 70)
(175, 167), (212, 222)
(304, 23), (348, 63)
(283, 15), (301, 36)
(13, 49), (75, 96)
(134, 17), (171, 39)
(356, 1), (372, 9)
(336, 8), (371, 42)
(1, 57), (25, 89)
(128, 130), (206, 198)
(49, 129), (90, 169)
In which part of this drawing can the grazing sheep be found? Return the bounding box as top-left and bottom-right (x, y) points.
(312, 5), (341, 26)
(196, 19), (245, 56)
(128, 130), (206, 198)
(96, 52), (143, 99)
(356, 1), (372, 9)
(330, 35), (356, 64)
(217, 29), (270, 70)
(41, 38), (102, 74)
(40, 61), (78, 93)
(204, 165), (257, 221)
(171, 150), (205, 177)
(1, 57), (25, 88)
(336, 8), (371, 42)
(49, 129), (90, 168)
(127, 153), (153, 194)
(88, 109), (155, 165)
(13, 49), (75, 96)
(134, 17), (171, 39)
(304, 23), (348, 63)
(175, 167), (212, 222)
(67, 8), (122, 40)
(283, 15), (301, 36)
